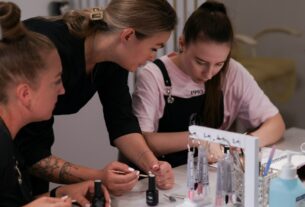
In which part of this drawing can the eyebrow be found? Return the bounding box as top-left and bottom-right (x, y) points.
(195, 56), (226, 64)
(156, 43), (165, 48)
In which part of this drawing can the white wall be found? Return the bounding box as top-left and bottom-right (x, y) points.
(11, 0), (52, 19)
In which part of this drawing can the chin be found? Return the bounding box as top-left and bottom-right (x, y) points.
(43, 110), (54, 120)
(193, 79), (204, 84)
(127, 65), (139, 72)
(118, 63), (134, 72)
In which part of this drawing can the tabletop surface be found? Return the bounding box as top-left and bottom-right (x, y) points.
(110, 127), (305, 207)
(112, 165), (218, 207)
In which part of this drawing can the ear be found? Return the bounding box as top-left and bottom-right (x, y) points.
(120, 28), (135, 42)
(16, 83), (32, 108)
(178, 36), (186, 52)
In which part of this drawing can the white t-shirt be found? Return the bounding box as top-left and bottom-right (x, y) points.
(132, 54), (279, 132)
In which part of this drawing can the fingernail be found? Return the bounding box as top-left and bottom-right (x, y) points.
(136, 171), (140, 175)
(85, 204), (91, 207)
(152, 164), (159, 170)
(148, 171), (154, 176)
(61, 195), (69, 201)
(128, 167), (135, 172)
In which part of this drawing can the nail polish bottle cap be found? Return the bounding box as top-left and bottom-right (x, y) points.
(148, 171), (156, 191)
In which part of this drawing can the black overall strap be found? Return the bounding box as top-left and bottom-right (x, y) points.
(153, 59), (171, 87)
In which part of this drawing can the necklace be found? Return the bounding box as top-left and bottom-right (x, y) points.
(0, 116), (33, 201)
(14, 158), (23, 184)
(0, 117), (22, 184)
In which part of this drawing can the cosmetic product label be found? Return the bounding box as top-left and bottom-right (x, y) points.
(296, 194), (305, 207)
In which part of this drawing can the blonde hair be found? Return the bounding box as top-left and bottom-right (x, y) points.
(61, 0), (177, 38)
(0, 1), (56, 104)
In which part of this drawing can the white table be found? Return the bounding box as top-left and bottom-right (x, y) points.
(276, 127), (305, 151)
(111, 127), (305, 207)
(112, 165), (217, 207)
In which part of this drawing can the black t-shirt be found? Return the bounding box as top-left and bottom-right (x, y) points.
(0, 119), (33, 206)
(14, 18), (141, 195)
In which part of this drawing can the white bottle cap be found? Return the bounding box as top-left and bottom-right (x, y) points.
(279, 152), (297, 180)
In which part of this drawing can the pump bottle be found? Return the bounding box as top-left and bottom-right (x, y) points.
(269, 152), (305, 207)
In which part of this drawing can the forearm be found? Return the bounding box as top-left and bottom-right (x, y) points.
(29, 155), (101, 184)
(143, 131), (190, 155)
(114, 133), (158, 172)
(251, 113), (285, 147)
(33, 192), (50, 198)
(143, 131), (221, 162)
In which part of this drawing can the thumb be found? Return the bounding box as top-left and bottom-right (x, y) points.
(150, 163), (160, 172)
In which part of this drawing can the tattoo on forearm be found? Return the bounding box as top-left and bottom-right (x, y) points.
(30, 156), (84, 183)
(58, 162), (84, 183)
(30, 156), (61, 182)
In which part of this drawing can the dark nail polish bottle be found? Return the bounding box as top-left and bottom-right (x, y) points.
(146, 172), (159, 206)
(91, 180), (105, 207)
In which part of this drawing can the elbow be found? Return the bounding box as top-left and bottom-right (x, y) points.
(277, 113), (286, 138)
(271, 113), (286, 144)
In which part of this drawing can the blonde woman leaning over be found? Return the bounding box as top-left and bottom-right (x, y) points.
(14, 0), (177, 197)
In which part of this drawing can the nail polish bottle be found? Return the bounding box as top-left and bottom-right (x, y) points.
(146, 172), (159, 206)
(91, 180), (105, 207)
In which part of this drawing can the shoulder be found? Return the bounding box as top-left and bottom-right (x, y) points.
(224, 58), (256, 88)
(23, 18), (81, 50)
(24, 18), (67, 37)
(226, 59), (253, 78)
(136, 58), (165, 86)
(137, 61), (161, 77)
(0, 134), (13, 169)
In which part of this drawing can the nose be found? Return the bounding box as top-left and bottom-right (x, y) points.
(58, 83), (65, 95)
(204, 68), (213, 80)
(148, 52), (156, 62)
(206, 71), (213, 80)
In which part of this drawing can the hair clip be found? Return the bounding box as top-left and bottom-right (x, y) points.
(90, 7), (104, 21)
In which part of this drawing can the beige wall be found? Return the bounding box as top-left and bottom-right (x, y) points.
(224, 0), (305, 128)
